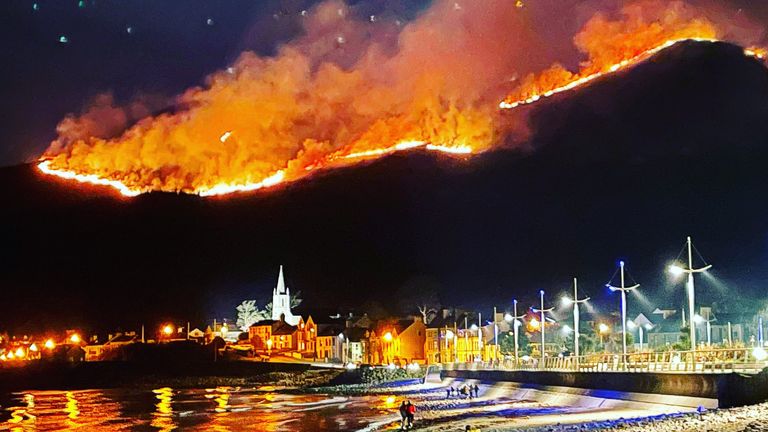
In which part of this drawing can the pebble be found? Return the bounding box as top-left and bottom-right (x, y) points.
(517, 402), (768, 432)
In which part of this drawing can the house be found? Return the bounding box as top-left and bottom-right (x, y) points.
(368, 317), (426, 365)
(270, 319), (298, 352)
(425, 309), (460, 364)
(188, 328), (206, 343)
(316, 324), (344, 362)
(249, 319), (277, 350)
(84, 332), (140, 361)
(296, 316), (317, 357)
(647, 308), (685, 349)
(342, 327), (369, 364)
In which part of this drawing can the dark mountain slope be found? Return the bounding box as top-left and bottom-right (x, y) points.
(2, 41), (768, 332)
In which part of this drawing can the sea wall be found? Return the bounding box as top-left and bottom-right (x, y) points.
(442, 367), (768, 408)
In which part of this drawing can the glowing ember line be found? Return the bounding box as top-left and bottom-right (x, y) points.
(197, 170), (286, 197)
(338, 140), (427, 160)
(425, 144), (473, 154)
(37, 160), (142, 197)
(500, 38), (719, 110)
(37, 139), (473, 197)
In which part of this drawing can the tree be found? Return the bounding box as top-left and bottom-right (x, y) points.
(498, 330), (530, 356)
(236, 300), (268, 331)
(672, 325), (691, 351)
(396, 277), (441, 323)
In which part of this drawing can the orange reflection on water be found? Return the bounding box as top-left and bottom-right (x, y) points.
(150, 387), (175, 432)
(5, 393), (35, 432)
(64, 391), (81, 429)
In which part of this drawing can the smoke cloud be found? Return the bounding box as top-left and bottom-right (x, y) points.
(41, 0), (765, 195)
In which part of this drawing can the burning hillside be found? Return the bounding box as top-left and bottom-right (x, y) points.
(37, 0), (765, 197)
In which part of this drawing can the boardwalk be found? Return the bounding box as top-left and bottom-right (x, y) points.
(448, 347), (768, 374)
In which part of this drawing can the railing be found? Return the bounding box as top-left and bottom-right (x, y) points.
(446, 348), (768, 374)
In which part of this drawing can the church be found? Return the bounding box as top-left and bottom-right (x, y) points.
(271, 265), (300, 325)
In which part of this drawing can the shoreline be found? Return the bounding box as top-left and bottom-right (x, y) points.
(4, 363), (768, 432)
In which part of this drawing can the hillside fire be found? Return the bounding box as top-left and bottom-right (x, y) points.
(36, 1), (765, 197)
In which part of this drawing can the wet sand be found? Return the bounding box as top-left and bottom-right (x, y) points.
(358, 381), (693, 431)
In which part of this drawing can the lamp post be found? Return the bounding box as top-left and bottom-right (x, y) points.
(598, 323), (610, 351)
(727, 322), (733, 346)
(562, 278), (590, 370)
(668, 236), (712, 353)
(506, 299), (526, 368)
(694, 314), (715, 346)
(493, 307), (500, 364)
(607, 261), (639, 369)
(532, 290), (554, 369)
(464, 316), (469, 362)
(626, 320), (652, 351)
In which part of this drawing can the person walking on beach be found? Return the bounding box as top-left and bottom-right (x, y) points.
(399, 401), (408, 430)
(406, 400), (416, 428)
(446, 387), (451, 399)
(472, 384), (480, 398)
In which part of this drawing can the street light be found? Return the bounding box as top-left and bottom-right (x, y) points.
(694, 314), (715, 346)
(668, 236), (712, 352)
(532, 290), (554, 368)
(508, 299), (526, 368)
(606, 261), (639, 369)
(561, 278), (590, 369)
(627, 320), (652, 351)
(598, 323), (610, 351)
(69, 333), (81, 344)
(162, 325), (173, 336)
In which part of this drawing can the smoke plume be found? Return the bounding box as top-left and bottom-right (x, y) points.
(41, 0), (764, 196)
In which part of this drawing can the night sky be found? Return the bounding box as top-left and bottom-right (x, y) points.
(2, 1), (768, 333)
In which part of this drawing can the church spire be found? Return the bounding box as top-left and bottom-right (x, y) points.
(276, 265), (286, 294)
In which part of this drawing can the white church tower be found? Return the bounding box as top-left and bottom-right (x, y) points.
(272, 265), (299, 325)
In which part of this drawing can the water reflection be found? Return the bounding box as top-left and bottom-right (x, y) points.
(65, 391), (80, 429)
(0, 387), (401, 431)
(151, 387), (175, 431)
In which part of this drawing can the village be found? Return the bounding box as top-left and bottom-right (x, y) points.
(1, 265), (764, 370)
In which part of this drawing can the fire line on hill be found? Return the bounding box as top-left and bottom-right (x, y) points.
(36, 1), (767, 197)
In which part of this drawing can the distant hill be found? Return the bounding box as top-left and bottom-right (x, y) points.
(3, 40), (768, 332)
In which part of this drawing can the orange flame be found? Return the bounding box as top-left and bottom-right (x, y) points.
(37, 1), (765, 197)
(501, 4), (725, 110)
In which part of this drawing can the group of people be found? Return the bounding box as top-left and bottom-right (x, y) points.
(398, 400), (416, 430)
(446, 384), (480, 399)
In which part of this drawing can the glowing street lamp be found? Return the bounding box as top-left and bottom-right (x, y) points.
(69, 333), (81, 344)
(668, 236), (712, 352)
(598, 323), (610, 351)
(162, 325), (173, 336)
(532, 290), (554, 368)
(694, 314), (715, 346)
(44, 339), (55, 350)
(626, 320), (651, 351)
(606, 261), (639, 369)
(383, 332), (393, 342)
(561, 278), (589, 367)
